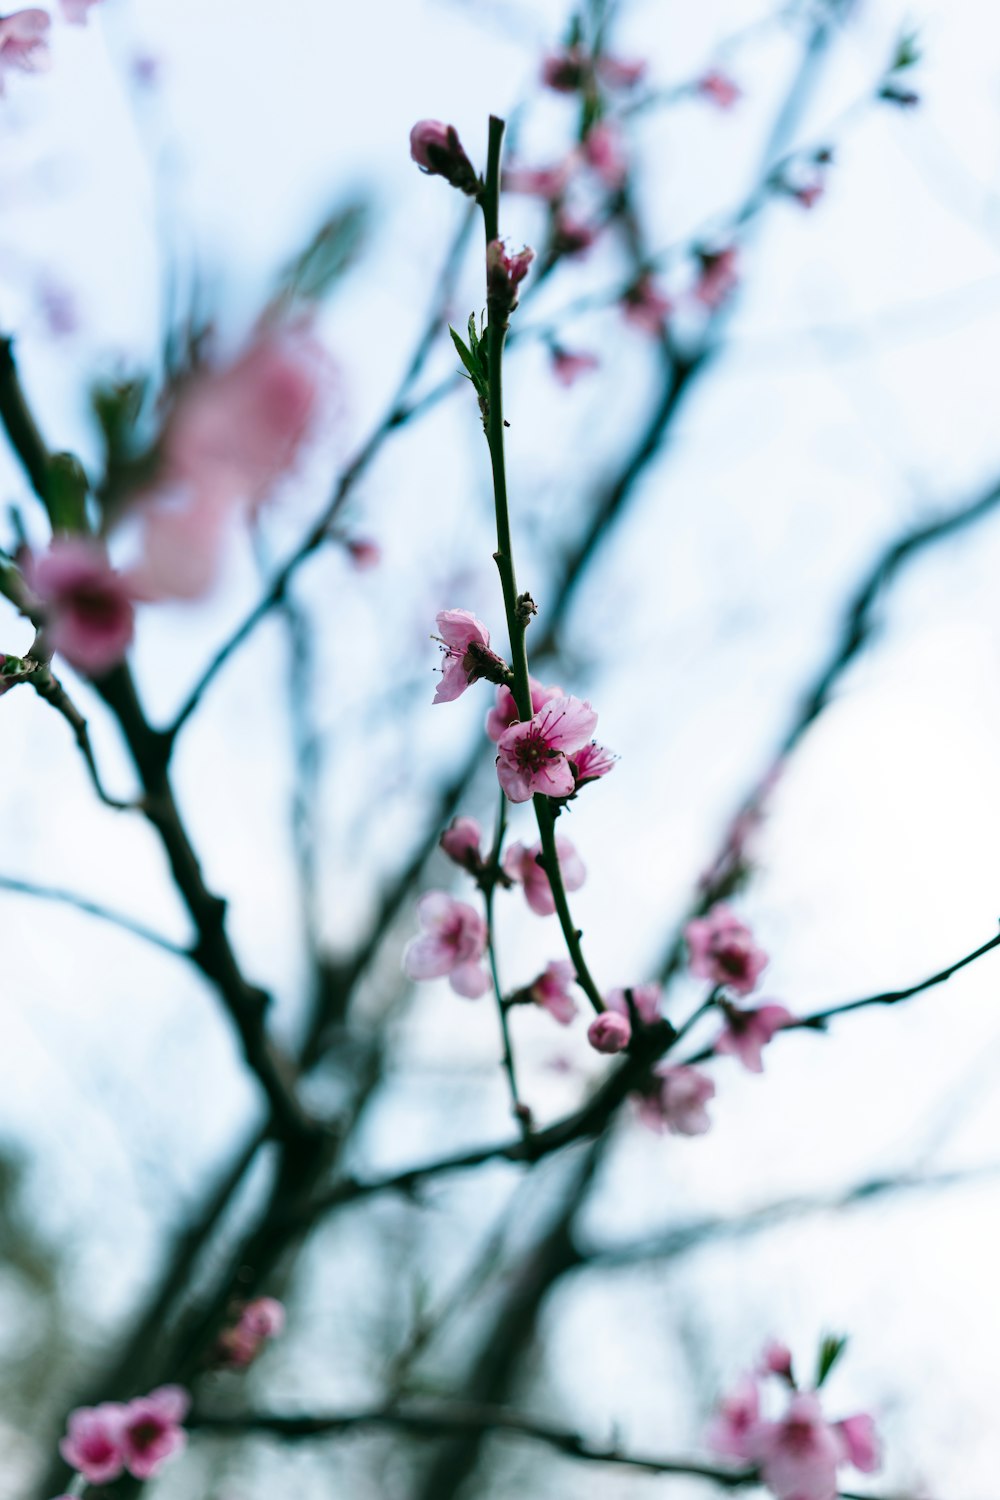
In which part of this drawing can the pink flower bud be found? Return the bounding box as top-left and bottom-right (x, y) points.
(440, 816), (483, 870)
(409, 119), (481, 195)
(588, 1011), (631, 1054)
(487, 239), (535, 319)
(28, 539), (136, 677)
(239, 1296), (285, 1341)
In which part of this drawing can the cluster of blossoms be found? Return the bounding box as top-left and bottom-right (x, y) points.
(687, 903), (794, 1073)
(59, 1385), (189, 1484)
(707, 1341), (880, 1500)
(215, 1295), (286, 1369)
(19, 326), (330, 677)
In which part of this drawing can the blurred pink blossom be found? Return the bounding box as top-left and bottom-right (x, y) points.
(402, 891), (490, 998)
(30, 538), (135, 676)
(503, 837), (585, 916)
(697, 69), (742, 109)
(694, 247), (739, 309)
(583, 120), (627, 189)
(551, 348), (600, 387)
(496, 695), (598, 801)
(119, 1386), (189, 1480)
(622, 274), (672, 334)
(60, 0), (103, 23)
(705, 1375), (762, 1461)
(0, 9), (50, 88)
(715, 1002), (794, 1072)
(757, 1392), (844, 1500)
(836, 1413), (881, 1473)
(527, 960), (578, 1024)
(541, 46), (588, 93)
(597, 54), (647, 89)
(685, 904), (768, 996)
(440, 815), (484, 871)
(346, 537), (381, 570)
(60, 1404), (126, 1484)
(606, 982), (661, 1026)
(640, 1064), (716, 1135)
(504, 159), (573, 201)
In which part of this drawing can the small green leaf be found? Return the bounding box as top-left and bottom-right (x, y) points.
(815, 1334), (848, 1388)
(449, 325), (481, 384)
(893, 30), (921, 70)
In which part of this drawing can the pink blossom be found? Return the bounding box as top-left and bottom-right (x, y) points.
(542, 46), (588, 93)
(60, 0), (103, 22)
(553, 212), (599, 257)
(715, 1002), (793, 1073)
(487, 239), (534, 316)
(551, 348), (600, 387)
(571, 740), (617, 788)
(606, 982), (662, 1026)
(503, 837), (585, 916)
(346, 537), (381, 570)
(836, 1414), (880, 1474)
(0, 10), (50, 87)
(486, 677), (562, 743)
(29, 539), (135, 677)
(119, 1386), (189, 1480)
(640, 1064), (716, 1136)
(504, 159), (573, 201)
(597, 54), (647, 90)
(240, 1296), (285, 1340)
(622, 274), (673, 335)
(527, 960), (578, 1024)
(697, 69), (742, 109)
(163, 327), (328, 513)
(403, 891), (490, 998)
(496, 695), (598, 802)
(433, 608), (507, 704)
(706, 1375), (763, 1462)
(583, 120), (627, 189)
(409, 119), (480, 195)
(792, 179), (825, 210)
(760, 1340), (795, 1382)
(440, 815), (484, 871)
(59, 1404), (127, 1484)
(588, 1011), (631, 1054)
(757, 1393), (843, 1500)
(685, 904), (768, 996)
(128, 486), (233, 602)
(694, 247), (739, 309)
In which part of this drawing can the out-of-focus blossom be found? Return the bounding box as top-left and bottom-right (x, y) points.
(163, 327), (328, 513)
(486, 677), (562, 743)
(760, 1340), (795, 1382)
(705, 1375), (762, 1461)
(757, 1392), (844, 1500)
(60, 0), (103, 23)
(216, 1297), (286, 1369)
(503, 837), (585, 916)
(487, 239), (534, 317)
(694, 247), (739, 309)
(597, 53), (647, 89)
(37, 277), (78, 337)
(402, 891), (490, 998)
(588, 1011), (631, 1053)
(639, 1064), (716, 1135)
(346, 537), (381, 570)
(433, 608), (508, 704)
(551, 347), (600, 386)
(542, 46), (588, 93)
(685, 904), (768, 995)
(527, 960), (577, 1024)
(622, 273), (672, 334)
(606, 982), (661, 1026)
(504, 159), (573, 201)
(440, 816), (484, 873)
(496, 695), (598, 801)
(552, 211), (599, 258)
(697, 69), (742, 109)
(583, 119), (627, 189)
(0, 9), (50, 88)
(836, 1414), (881, 1473)
(119, 1387), (189, 1481)
(409, 119), (481, 194)
(715, 1001), (794, 1072)
(60, 1405), (126, 1484)
(29, 539), (135, 677)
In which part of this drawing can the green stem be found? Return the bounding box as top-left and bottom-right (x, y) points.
(478, 114), (604, 1017)
(484, 789), (528, 1130)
